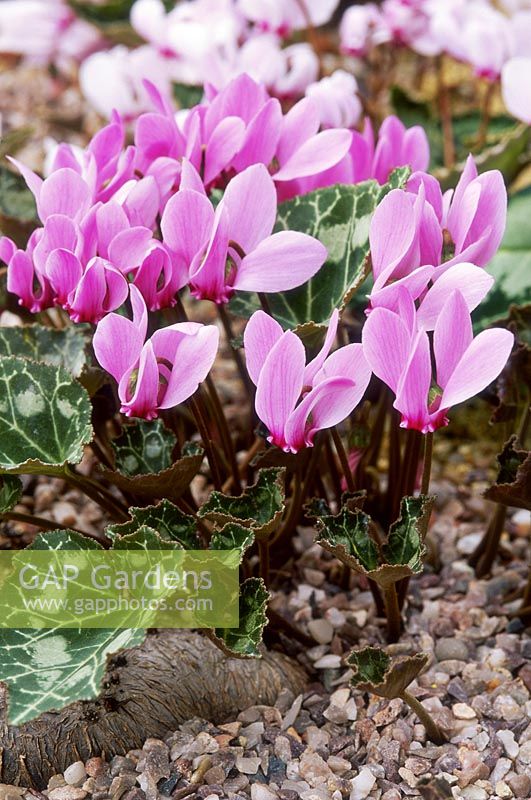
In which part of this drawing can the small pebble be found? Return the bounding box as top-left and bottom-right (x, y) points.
(452, 703), (477, 720)
(48, 788), (87, 800)
(64, 762), (87, 787)
(350, 768), (376, 800)
(496, 730), (519, 759)
(307, 619), (334, 645)
(235, 757), (261, 775)
(251, 787), (279, 800)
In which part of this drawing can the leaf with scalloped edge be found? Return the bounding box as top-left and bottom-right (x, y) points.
(210, 522), (255, 562)
(0, 475), (22, 514)
(100, 446), (203, 504)
(315, 506), (379, 571)
(0, 356), (93, 472)
(347, 646), (428, 699)
(112, 526), (185, 550)
(198, 468), (285, 538)
(107, 499), (199, 547)
(211, 577), (269, 659)
(0, 529), (143, 725)
(381, 495), (433, 572)
(229, 169), (409, 329)
(111, 419), (177, 476)
(484, 436), (531, 511)
(0, 325), (89, 378)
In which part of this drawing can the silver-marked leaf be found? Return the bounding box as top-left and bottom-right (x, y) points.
(111, 419), (177, 476)
(112, 526), (184, 550)
(315, 506), (379, 572)
(230, 169), (409, 329)
(0, 325), (89, 377)
(347, 646), (428, 699)
(0, 528), (143, 724)
(107, 499), (199, 548)
(381, 495), (433, 572)
(198, 467), (285, 538)
(212, 577), (269, 659)
(484, 436), (531, 511)
(100, 447), (203, 504)
(0, 356), (93, 471)
(210, 522), (255, 562)
(0, 475), (22, 513)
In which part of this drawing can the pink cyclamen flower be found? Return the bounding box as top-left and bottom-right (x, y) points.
(362, 288), (514, 433)
(244, 309), (371, 452)
(350, 116), (430, 185)
(502, 57), (531, 124)
(161, 161), (326, 304)
(304, 70), (362, 130)
(93, 285), (219, 420)
(340, 3), (389, 56)
(237, 0), (339, 35)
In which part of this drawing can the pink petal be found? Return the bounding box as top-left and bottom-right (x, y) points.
(7, 156), (43, 200)
(274, 129), (352, 182)
(222, 164), (277, 253)
(276, 96), (320, 166)
(161, 189), (214, 263)
(315, 342), (372, 391)
(7, 249), (52, 312)
(502, 57), (531, 124)
(122, 176), (160, 229)
(95, 202), (130, 259)
(189, 203), (231, 303)
(45, 249), (83, 305)
(361, 307), (411, 393)
(403, 126), (430, 173)
(134, 112), (184, 165)
(108, 227), (154, 272)
(179, 159), (206, 194)
(285, 377), (360, 453)
(243, 310), (284, 386)
(394, 331), (432, 432)
(233, 231), (326, 293)
(119, 340), (160, 421)
(439, 328), (514, 410)
(418, 263), (494, 330)
(66, 258), (108, 323)
(156, 325), (220, 408)
(203, 116), (246, 185)
(255, 331), (305, 450)
(32, 214), (78, 274)
(232, 98), (282, 173)
(102, 263), (129, 314)
(38, 168), (91, 222)
(93, 292), (146, 383)
(303, 309), (339, 386)
(433, 290), (473, 389)
(407, 171), (443, 222)
(370, 265), (434, 312)
(369, 190), (418, 283)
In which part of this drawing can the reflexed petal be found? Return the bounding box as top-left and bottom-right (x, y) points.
(157, 325), (220, 408)
(274, 129), (352, 181)
(276, 97), (320, 165)
(33, 215), (78, 273)
(243, 310), (284, 386)
(361, 307), (411, 393)
(121, 175), (160, 228)
(369, 190), (418, 282)
(418, 263), (494, 330)
(37, 168), (91, 222)
(93, 300), (146, 383)
(232, 98), (282, 172)
(161, 189), (214, 262)
(433, 290), (473, 389)
(394, 331), (432, 431)
(179, 159), (206, 194)
(108, 226), (154, 272)
(189, 203), (231, 302)
(119, 340), (160, 421)
(255, 331), (305, 449)
(7, 156), (43, 200)
(45, 249), (83, 305)
(96, 202), (129, 259)
(370, 265), (434, 312)
(222, 163), (277, 252)
(439, 328), (514, 410)
(233, 231), (326, 292)
(102, 263), (129, 314)
(285, 376), (359, 452)
(203, 116), (246, 185)
(67, 258), (108, 323)
(315, 342), (372, 392)
(502, 57), (531, 124)
(303, 309), (339, 386)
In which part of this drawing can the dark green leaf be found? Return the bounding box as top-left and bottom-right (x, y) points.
(0, 325), (89, 377)
(0, 475), (22, 513)
(348, 646), (428, 699)
(212, 577), (269, 658)
(230, 170), (409, 329)
(0, 165), (38, 247)
(111, 419), (176, 476)
(382, 495), (433, 572)
(0, 356), (93, 471)
(107, 500), (199, 548)
(198, 467), (285, 537)
(210, 522), (255, 562)
(315, 506), (379, 572)
(28, 530), (103, 550)
(173, 83), (204, 109)
(484, 436), (531, 511)
(68, 0), (134, 22)
(112, 526), (184, 550)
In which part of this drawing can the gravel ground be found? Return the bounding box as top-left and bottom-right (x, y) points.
(2, 458), (529, 800)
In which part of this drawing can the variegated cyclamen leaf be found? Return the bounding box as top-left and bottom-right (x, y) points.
(315, 506), (379, 573)
(111, 419), (177, 476)
(484, 436), (531, 511)
(210, 522), (255, 562)
(0, 475), (23, 513)
(230, 169), (409, 329)
(106, 500), (199, 548)
(0, 357), (93, 472)
(198, 468), (285, 538)
(381, 495), (433, 572)
(112, 526), (185, 550)
(347, 646), (428, 699)
(0, 325), (89, 377)
(212, 578), (269, 659)
(0, 529), (143, 725)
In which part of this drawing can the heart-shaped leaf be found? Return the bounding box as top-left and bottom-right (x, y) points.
(210, 522), (255, 562)
(107, 500), (199, 548)
(484, 436), (531, 511)
(0, 475), (22, 514)
(381, 495), (433, 572)
(0, 356), (93, 472)
(198, 467), (285, 538)
(347, 646), (428, 699)
(112, 526), (185, 550)
(100, 446), (204, 504)
(0, 529), (144, 724)
(0, 325), (89, 377)
(230, 169), (409, 329)
(315, 506), (379, 572)
(111, 419), (177, 476)
(211, 577), (269, 659)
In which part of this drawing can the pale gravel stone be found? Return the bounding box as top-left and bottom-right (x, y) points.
(307, 619), (334, 645)
(282, 695), (304, 730)
(313, 655), (342, 670)
(251, 785), (279, 800)
(496, 730), (519, 759)
(460, 786), (488, 800)
(452, 703), (477, 720)
(495, 782), (513, 798)
(48, 789), (87, 800)
(235, 757), (261, 775)
(63, 763), (87, 787)
(349, 768), (376, 800)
